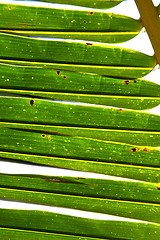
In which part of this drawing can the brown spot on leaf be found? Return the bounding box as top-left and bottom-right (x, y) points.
(118, 109), (122, 112)
(157, 187), (160, 190)
(9, 5), (12, 10)
(56, 71), (60, 76)
(83, 20), (87, 23)
(130, 148), (137, 152)
(30, 99), (34, 106)
(18, 23), (36, 27)
(63, 75), (67, 79)
(86, 43), (93, 46)
(75, 177), (85, 180)
(123, 80), (130, 85)
(88, 12), (94, 15)
(143, 148), (148, 153)
(134, 80), (137, 83)
(42, 134), (45, 138)
(48, 136), (51, 141)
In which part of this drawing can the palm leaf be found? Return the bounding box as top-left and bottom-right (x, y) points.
(1, 0), (160, 239)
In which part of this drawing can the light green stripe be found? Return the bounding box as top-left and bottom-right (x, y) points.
(1, 30), (139, 43)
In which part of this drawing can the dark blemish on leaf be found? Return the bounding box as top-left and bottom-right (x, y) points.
(143, 148), (148, 153)
(56, 71), (60, 76)
(44, 178), (85, 184)
(41, 134), (45, 138)
(44, 178), (62, 183)
(123, 80), (130, 85)
(117, 109), (123, 114)
(83, 21), (87, 23)
(88, 12), (94, 15)
(48, 136), (51, 141)
(157, 187), (160, 190)
(9, 5), (12, 10)
(86, 43), (93, 46)
(63, 75), (67, 79)
(75, 177), (85, 180)
(130, 148), (136, 152)
(30, 99), (34, 106)
(134, 80), (137, 83)
(52, 132), (71, 137)
(18, 23), (36, 27)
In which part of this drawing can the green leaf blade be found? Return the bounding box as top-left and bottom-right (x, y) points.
(0, 33), (156, 68)
(0, 151), (160, 182)
(1, 89), (160, 110)
(0, 209), (160, 239)
(0, 62), (159, 96)
(1, 97), (160, 131)
(0, 127), (160, 167)
(1, 186), (160, 224)
(0, 228), (107, 240)
(30, 0), (123, 9)
(2, 30), (140, 44)
(1, 122), (160, 147)
(0, 4), (141, 32)
(0, 60), (152, 78)
(0, 173), (160, 204)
